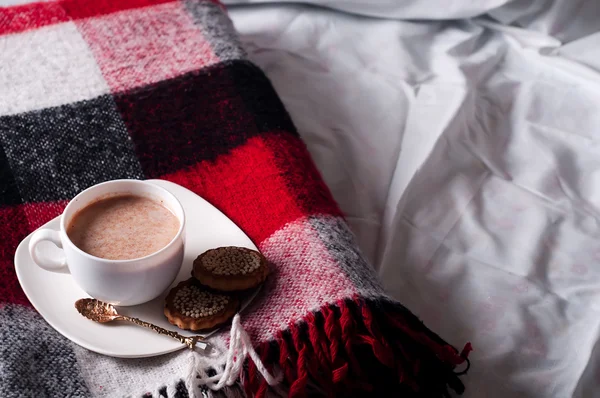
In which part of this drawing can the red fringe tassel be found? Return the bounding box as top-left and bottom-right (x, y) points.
(242, 296), (471, 397)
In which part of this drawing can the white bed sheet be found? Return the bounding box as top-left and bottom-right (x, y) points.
(227, 3), (600, 397)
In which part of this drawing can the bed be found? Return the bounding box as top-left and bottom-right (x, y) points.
(224, 1), (600, 397)
(2, 0), (600, 396)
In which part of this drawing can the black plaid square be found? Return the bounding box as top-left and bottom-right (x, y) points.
(114, 63), (258, 178)
(0, 144), (22, 207)
(228, 60), (297, 134)
(114, 60), (298, 179)
(0, 95), (144, 203)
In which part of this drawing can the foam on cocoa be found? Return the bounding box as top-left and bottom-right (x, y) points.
(67, 194), (180, 260)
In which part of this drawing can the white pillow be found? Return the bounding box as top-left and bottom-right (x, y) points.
(221, 0), (515, 20)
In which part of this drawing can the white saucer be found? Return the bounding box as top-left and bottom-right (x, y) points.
(14, 179), (260, 358)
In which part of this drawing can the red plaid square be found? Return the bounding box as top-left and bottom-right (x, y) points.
(76, 1), (219, 92)
(162, 135), (306, 244)
(0, 2), (68, 36)
(0, 205), (30, 306)
(22, 201), (68, 231)
(246, 217), (357, 342)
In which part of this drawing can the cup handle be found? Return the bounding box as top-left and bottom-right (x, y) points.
(28, 229), (69, 274)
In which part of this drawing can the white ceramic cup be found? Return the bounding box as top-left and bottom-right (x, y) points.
(28, 179), (186, 306)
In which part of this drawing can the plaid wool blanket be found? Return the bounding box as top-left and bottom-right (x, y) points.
(0, 1), (471, 397)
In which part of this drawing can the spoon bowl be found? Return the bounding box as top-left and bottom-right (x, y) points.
(75, 298), (121, 323)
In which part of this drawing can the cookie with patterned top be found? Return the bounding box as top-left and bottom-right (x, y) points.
(192, 246), (269, 292)
(164, 279), (240, 331)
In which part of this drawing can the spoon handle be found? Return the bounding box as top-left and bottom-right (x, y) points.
(120, 315), (207, 350)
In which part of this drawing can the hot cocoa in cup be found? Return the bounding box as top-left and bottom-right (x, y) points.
(28, 180), (186, 306)
(67, 194), (180, 261)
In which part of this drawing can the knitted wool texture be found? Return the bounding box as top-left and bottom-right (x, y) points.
(0, 1), (472, 397)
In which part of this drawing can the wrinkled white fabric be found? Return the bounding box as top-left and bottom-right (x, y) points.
(488, 0), (600, 44)
(227, 3), (600, 397)
(223, 0), (513, 19)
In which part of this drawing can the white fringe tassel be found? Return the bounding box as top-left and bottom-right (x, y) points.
(186, 314), (282, 397)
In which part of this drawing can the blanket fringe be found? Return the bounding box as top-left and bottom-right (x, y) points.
(245, 296), (471, 397)
(155, 296), (471, 397)
(191, 297), (472, 398)
(190, 314), (282, 394)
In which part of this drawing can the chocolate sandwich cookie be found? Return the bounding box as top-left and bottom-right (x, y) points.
(164, 279), (239, 331)
(192, 246), (269, 292)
